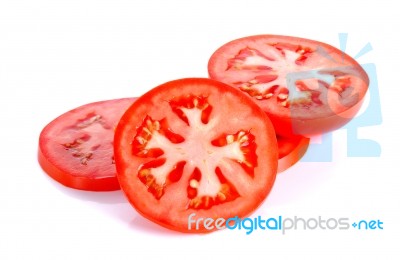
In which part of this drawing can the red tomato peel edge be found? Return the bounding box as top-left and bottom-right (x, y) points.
(277, 135), (310, 173)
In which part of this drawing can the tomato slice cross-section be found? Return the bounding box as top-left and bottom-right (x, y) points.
(114, 78), (278, 232)
(208, 35), (369, 136)
(38, 98), (136, 191)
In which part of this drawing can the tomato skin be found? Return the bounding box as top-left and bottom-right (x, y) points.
(38, 146), (120, 191)
(114, 78), (278, 233)
(277, 135), (310, 173)
(269, 96), (365, 137)
(208, 35), (369, 137)
(38, 98), (136, 191)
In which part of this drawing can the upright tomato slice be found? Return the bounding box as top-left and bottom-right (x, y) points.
(277, 135), (309, 173)
(208, 35), (369, 136)
(114, 78), (278, 232)
(38, 98), (136, 191)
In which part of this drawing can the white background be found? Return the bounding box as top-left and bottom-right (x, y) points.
(1, 0), (399, 259)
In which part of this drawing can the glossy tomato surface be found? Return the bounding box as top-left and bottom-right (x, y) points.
(38, 98), (136, 191)
(114, 78), (278, 232)
(208, 35), (369, 136)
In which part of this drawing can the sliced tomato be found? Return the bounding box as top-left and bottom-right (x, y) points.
(277, 135), (309, 173)
(38, 98), (136, 191)
(114, 78), (278, 232)
(208, 35), (369, 136)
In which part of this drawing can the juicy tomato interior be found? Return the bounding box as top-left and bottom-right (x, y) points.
(114, 78), (278, 232)
(277, 135), (310, 173)
(38, 98), (136, 191)
(208, 35), (369, 136)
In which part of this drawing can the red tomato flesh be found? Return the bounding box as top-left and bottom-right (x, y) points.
(114, 78), (278, 232)
(38, 98), (136, 191)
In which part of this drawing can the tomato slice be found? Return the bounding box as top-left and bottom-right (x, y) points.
(38, 98), (136, 191)
(277, 135), (309, 173)
(208, 35), (369, 136)
(114, 78), (278, 232)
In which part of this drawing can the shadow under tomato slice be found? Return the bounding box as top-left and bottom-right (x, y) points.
(38, 98), (136, 191)
(277, 135), (310, 173)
